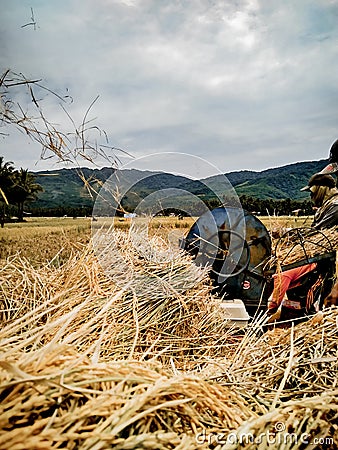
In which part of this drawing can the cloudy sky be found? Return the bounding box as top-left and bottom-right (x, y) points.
(1, 0), (338, 178)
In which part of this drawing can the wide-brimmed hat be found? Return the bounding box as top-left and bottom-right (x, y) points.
(300, 173), (336, 192)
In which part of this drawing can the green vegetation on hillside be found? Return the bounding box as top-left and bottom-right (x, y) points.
(24, 160), (326, 216)
(1, 157), (329, 219)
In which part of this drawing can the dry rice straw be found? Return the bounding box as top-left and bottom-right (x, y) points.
(0, 228), (337, 449)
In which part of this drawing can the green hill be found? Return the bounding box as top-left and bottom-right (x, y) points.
(28, 159), (330, 212)
(199, 160), (328, 200)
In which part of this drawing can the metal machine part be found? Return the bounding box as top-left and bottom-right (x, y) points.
(181, 206), (272, 318)
(274, 227), (335, 268)
(271, 227), (336, 312)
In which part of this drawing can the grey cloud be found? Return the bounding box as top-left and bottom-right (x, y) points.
(0, 0), (337, 175)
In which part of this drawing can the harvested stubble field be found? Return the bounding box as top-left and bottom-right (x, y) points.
(0, 215), (311, 264)
(0, 215), (337, 449)
(0, 218), (92, 266)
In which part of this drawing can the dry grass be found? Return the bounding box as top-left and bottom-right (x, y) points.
(261, 214), (313, 231)
(0, 216), (195, 266)
(0, 228), (242, 366)
(0, 217), (91, 265)
(0, 355), (254, 449)
(0, 214), (312, 266)
(220, 310), (338, 401)
(0, 216), (337, 449)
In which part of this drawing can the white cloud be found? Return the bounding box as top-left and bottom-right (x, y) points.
(0, 0), (337, 175)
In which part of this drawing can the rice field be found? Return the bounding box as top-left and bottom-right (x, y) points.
(0, 215), (312, 265)
(0, 214), (337, 449)
(0, 217), (91, 265)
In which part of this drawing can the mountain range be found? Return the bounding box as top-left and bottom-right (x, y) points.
(29, 158), (329, 210)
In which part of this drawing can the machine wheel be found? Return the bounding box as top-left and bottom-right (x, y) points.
(198, 229), (251, 279)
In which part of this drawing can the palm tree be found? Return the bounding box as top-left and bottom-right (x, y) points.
(10, 169), (43, 221)
(0, 157), (15, 227)
(0, 156), (15, 195)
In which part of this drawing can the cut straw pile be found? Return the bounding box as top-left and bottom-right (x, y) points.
(0, 353), (254, 449)
(1, 226), (338, 449)
(1, 227), (242, 365)
(221, 309), (338, 403)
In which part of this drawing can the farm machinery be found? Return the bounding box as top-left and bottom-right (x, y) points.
(180, 206), (336, 322)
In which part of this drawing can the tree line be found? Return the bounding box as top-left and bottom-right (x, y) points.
(0, 156), (43, 226)
(145, 195), (313, 219)
(1, 155), (314, 226)
(230, 195), (313, 217)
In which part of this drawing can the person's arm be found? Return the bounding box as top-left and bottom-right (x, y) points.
(268, 264), (317, 312)
(268, 273), (293, 313)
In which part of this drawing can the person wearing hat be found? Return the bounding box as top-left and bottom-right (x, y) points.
(319, 139), (338, 175)
(301, 173), (338, 229)
(267, 172), (338, 326)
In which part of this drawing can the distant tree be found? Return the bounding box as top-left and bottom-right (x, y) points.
(204, 198), (222, 210)
(0, 156), (15, 226)
(10, 169), (43, 221)
(0, 156), (14, 199)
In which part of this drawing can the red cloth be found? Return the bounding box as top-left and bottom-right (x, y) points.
(268, 263), (317, 310)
